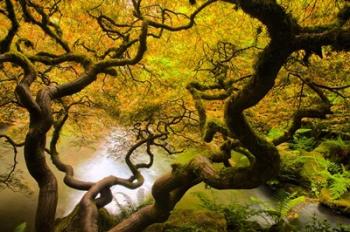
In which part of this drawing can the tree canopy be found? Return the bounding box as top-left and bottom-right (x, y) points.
(0, 0), (349, 231)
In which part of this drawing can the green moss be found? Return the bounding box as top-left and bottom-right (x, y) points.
(144, 209), (226, 232)
(316, 138), (350, 164)
(55, 206), (80, 232)
(229, 150), (251, 168)
(267, 127), (285, 140)
(55, 206), (119, 232)
(320, 189), (350, 216)
(171, 147), (210, 165)
(98, 208), (119, 231)
(277, 141), (350, 199)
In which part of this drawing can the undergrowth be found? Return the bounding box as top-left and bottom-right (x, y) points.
(194, 192), (350, 232)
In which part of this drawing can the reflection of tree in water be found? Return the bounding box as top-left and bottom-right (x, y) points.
(113, 188), (146, 218)
(0, 0), (349, 231)
(107, 129), (133, 161)
(0, 138), (33, 196)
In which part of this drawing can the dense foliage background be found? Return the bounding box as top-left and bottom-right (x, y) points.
(0, 0), (349, 231)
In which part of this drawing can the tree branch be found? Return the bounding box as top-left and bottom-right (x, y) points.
(0, 0), (19, 53)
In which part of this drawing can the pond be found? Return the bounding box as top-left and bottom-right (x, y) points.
(0, 128), (349, 231)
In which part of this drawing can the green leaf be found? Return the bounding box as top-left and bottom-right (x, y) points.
(14, 222), (26, 232)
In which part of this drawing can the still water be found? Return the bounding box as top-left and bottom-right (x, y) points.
(0, 128), (171, 231)
(0, 128), (349, 231)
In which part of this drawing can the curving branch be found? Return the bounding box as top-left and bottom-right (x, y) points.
(313, 82), (350, 99)
(49, 97), (191, 232)
(93, 22), (148, 71)
(273, 74), (332, 145)
(109, 3), (302, 231)
(1, 1), (350, 232)
(186, 74), (249, 142)
(78, 134), (161, 232)
(137, 0), (219, 32)
(0, 0), (19, 53)
(18, 0), (70, 52)
(0, 18), (150, 232)
(0, 52), (40, 115)
(110, 150), (264, 232)
(0, 53), (59, 232)
(49, 99), (96, 191)
(112, 1), (345, 230)
(50, 22), (148, 99)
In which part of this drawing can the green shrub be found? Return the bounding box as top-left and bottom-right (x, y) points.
(303, 215), (350, 232)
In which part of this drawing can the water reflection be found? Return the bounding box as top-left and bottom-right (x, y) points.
(61, 128), (171, 216)
(0, 127), (349, 231)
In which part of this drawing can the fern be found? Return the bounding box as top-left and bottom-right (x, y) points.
(328, 168), (350, 199)
(290, 136), (317, 151)
(280, 195), (306, 218)
(323, 136), (348, 150)
(194, 192), (220, 211)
